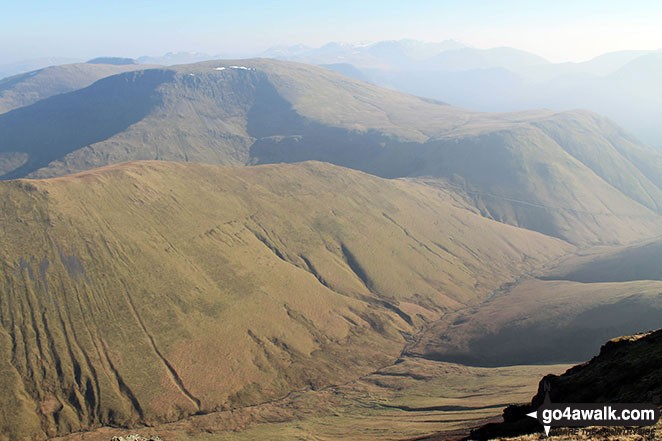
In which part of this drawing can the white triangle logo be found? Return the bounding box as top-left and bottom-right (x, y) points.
(525, 410), (551, 437)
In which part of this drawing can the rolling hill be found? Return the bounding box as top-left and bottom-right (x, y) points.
(0, 57), (83, 81)
(0, 62), (154, 115)
(0, 160), (570, 440)
(0, 59), (660, 245)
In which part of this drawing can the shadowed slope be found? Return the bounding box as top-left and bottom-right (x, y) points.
(406, 234), (662, 368)
(0, 69), (174, 179)
(542, 238), (662, 283)
(408, 278), (662, 366)
(0, 63), (154, 114)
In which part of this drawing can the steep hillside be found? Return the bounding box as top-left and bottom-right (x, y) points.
(0, 59), (660, 245)
(0, 62), (153, 114)
(531, 329), (662, 404)
(0, 160), (569, 441)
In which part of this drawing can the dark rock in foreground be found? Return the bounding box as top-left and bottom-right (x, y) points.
(469, 328), (662, 440)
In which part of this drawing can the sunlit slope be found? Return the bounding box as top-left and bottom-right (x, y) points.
(1, 59), (660, 244)
(0, 161), (569, 440)
(530, 111), (662, 212)
(45, 359), (570, 441)
(0, 59), (467, 179)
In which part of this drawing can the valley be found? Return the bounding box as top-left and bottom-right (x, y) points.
(1, 159), (659, 441)
(0, 56), (660, 441)
(50, 358), (570, 441)
(0, 160), (572, 440)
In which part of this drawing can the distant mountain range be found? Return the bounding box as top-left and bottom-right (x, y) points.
(3, 40), (661, 149)
(1, 58), (661, 247)
(253, 40), (662, 150)
(136, 51), (222, 65)
(261, 39), (470, 68)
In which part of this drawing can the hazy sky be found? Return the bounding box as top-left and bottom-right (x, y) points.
(1, 0), (661, 64)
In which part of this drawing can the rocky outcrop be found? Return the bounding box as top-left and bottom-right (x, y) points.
(469, 328), (662, 440)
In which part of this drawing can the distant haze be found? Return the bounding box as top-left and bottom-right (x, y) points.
(1, 0), (661, 64)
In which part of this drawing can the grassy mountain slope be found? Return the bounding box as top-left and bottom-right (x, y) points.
(0, 160), (569, 440)
(530, 111), (662, 212)
(0, 63), (153, 114)
(48, 359), (570, 441)
(0, 59), (660, 245)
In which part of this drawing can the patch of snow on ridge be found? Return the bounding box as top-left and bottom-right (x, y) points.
(214, 66), (255, 71)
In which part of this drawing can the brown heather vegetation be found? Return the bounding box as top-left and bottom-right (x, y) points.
(51, 358), (570, 441)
